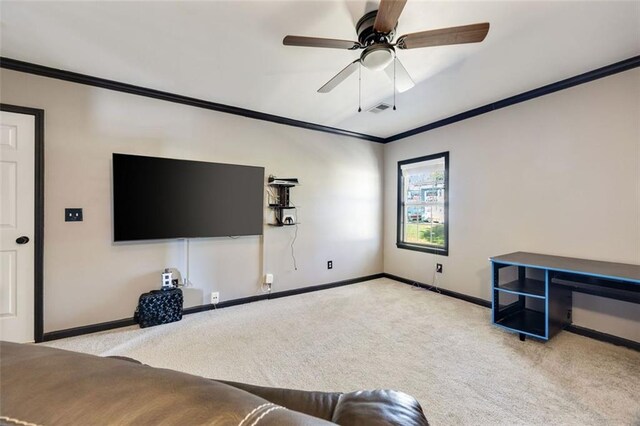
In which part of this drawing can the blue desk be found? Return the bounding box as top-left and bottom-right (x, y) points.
(490, 252), (640, 341)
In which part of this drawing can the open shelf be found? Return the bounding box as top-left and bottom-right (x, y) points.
(267, 177), (299, 227)
(496, 309), (546, 338)
(268, 204), (297, 209)
(268, 183), (297, 187)
(497, 278), (545, 299)
(267, 177), (299, 188)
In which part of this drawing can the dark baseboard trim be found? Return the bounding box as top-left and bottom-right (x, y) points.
(42, 273), (384, 342)
(184, 273), (385, 314)
(565, 325), (640, 352)
(270, 273), (385, 299)
(385, 55), (640, 143)
(38, 272), (640, 352)
(182, 294), (270, 315)
(3, 56), (639, 145)
(383, 273), (491, 308)
(42, 318), (136, 342)
(383, 273), (639, 352)
(0, 57), (385, 144)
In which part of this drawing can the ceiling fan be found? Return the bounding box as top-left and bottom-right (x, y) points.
(283, 0), (490, 95)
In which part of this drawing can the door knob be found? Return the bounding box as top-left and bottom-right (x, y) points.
(16, 236), (30, 245)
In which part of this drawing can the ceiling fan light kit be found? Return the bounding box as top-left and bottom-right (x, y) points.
(283, 0), (490, 110)
(361, 45), (394, 71)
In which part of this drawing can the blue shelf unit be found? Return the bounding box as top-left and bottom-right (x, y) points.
(491, 261), (571, 341)
(490, 252), (640, 342)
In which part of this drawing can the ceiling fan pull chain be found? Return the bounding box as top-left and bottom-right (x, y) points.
(358, 61), (362, 112)
(393, 55), (397, 111)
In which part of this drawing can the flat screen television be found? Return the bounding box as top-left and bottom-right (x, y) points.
(113, 153), (264, 241)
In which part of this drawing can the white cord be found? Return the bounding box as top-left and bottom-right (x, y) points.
(266, 185), (280, 226)
(291, 223), (298, 271)
(289, 201), (298, 271)
(430, 254), (441, 293)
(267, 186), (279, 204)
(409, 253), (441, 293)
(183, 238), (190, 287)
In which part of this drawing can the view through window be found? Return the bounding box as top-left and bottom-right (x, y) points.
(397, 152), (449, 255)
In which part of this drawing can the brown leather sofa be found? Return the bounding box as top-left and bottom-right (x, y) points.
(0, 342), (429, 425)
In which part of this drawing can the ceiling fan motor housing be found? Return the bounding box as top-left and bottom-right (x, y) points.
(356, 10), (395, 46)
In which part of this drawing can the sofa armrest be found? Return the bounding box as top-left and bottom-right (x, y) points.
(1, 342), (335, 426)
(219, 381), (429, 426)
(332, 389), (429, 426)
(219, 380), (341, 421)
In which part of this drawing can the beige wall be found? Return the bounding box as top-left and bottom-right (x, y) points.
(2, 67), (638, 341)
(384, 69), (640, 342)
(0, 69), (384, 332)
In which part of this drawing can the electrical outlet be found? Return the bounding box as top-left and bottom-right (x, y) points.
(264, 274), (273, 291)
(327, 260), (333, 269)
(436, 263), (443, 273)
(210, 292), (219, 304)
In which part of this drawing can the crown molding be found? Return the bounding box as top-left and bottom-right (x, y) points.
(0, 57), (385, 144)
(386, 55), (640, 143)
(2, 55), (639, 144)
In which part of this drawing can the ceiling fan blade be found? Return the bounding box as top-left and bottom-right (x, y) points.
(384, 57), (415, 93)
(397, 22), (490, 50)
(318, 60), (360, 93)
(373, 0), (408, 33)
(283, 35), (360, 50)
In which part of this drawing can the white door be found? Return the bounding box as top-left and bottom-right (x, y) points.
(0, 111), (35, 343)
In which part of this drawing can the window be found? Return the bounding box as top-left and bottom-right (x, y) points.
(397, 152), (449, 255)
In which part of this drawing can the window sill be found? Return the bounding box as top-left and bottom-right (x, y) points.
(396, 242), (448, 256)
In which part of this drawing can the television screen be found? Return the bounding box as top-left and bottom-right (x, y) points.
(113, 153), (264, 241)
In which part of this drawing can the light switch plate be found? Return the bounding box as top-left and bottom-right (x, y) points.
(65, 208), (83, 222)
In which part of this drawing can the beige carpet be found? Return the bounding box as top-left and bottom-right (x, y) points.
(43, 278), (640, 425)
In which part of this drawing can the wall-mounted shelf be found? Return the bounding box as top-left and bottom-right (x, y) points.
(268, 177), (299, 226)
(268, 204), (297, 209)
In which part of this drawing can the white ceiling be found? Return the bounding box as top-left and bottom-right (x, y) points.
(1, 1), (639, 138)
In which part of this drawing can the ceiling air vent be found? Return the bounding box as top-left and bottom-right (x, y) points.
(368, 103), (392, 114)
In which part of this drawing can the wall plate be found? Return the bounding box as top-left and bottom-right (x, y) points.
(65, 208), (83, 222)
